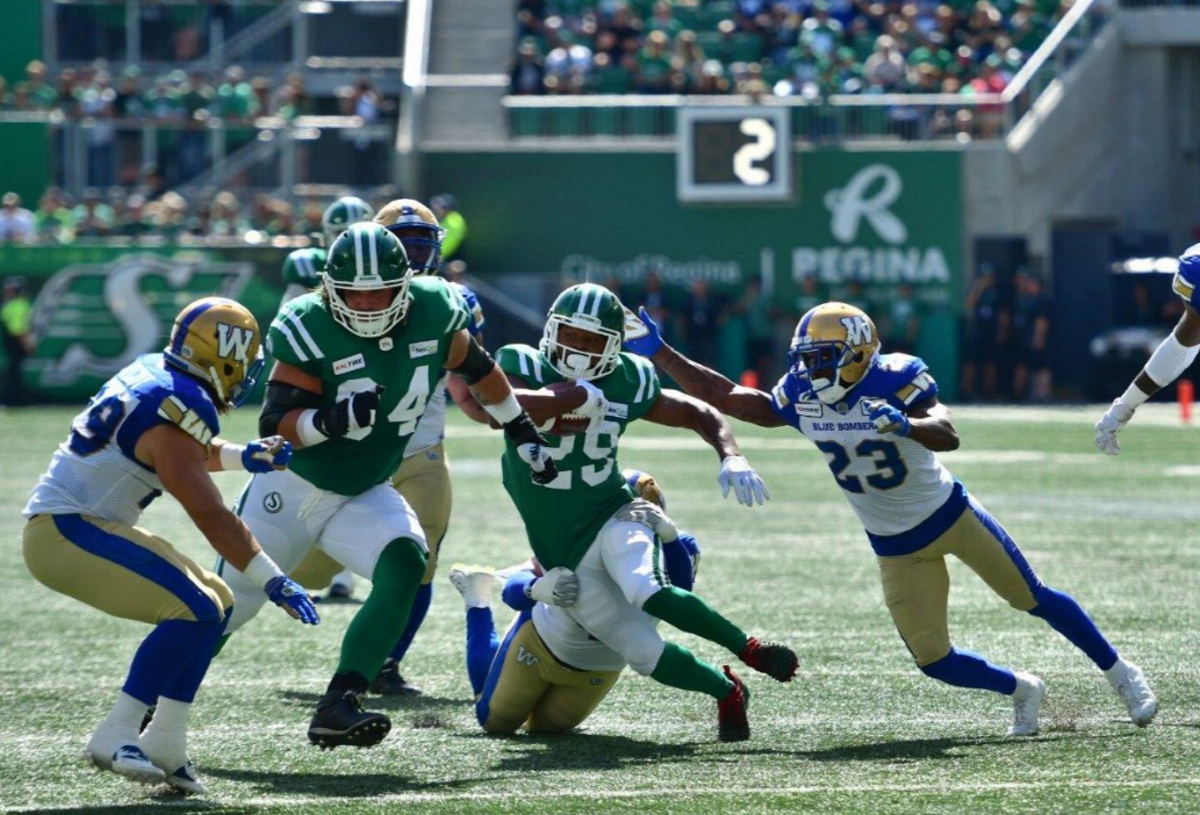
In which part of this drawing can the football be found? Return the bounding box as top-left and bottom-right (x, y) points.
(540, 381), (593, 436)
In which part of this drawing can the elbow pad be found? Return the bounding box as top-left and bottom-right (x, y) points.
(1144, 333), (1200, 388)
(260, 382), (321, 437)
(448, 338), (496, 386)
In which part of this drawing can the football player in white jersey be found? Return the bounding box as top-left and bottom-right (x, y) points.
(449, 470), (702, 735)
(21, 298), (316, 794)
(1096, 244), (1200, 453)
(625, 301), (1158, 736)
(287, 199), (491, 696)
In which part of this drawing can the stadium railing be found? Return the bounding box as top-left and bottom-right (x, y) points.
(502, 0), (1108, 142)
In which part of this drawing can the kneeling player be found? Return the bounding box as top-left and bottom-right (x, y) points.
(22, 298), (316, 794)
(453, 471), (701, 735)
(627, 301), (1158, 736)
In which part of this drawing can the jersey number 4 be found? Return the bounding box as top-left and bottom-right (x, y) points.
(814, 439), (908, 493)
(337, 367), (430, 440)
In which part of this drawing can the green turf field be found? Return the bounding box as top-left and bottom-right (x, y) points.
(2, 404), (1199, 814)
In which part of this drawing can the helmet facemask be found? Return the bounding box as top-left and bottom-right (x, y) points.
(789, 338), (871, 405)
(324, 274), (411, 339)
(542, 315), (622, 381)
(386, 221), (445, 275)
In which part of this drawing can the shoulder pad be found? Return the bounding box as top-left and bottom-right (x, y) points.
(872, 354), (937, 406)
(267, 297), (328, 366)
(617, 352), (660, 405)
(497, 344), (554, 384)
(1174, 245), (1200, 305)
(411, 276), (471, 335)
(151, 362), (220, 447)
(452, 281), (486, 333)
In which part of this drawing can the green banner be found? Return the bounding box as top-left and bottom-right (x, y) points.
(424, 148), (963, 393)
(2, 245), (289, 402)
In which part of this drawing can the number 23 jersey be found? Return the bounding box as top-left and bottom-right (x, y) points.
(770, 353), (955, 547)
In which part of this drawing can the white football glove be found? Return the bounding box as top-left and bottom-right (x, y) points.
(718, 455), (770, 507)
(1095, 399), (1136, 456)
(516, 441), (559, 485)
(575, 379), (610, 424)
(527, 567), (580, 608)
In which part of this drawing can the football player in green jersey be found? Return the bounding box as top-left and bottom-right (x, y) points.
(494, 283), (798, 742)
(279, 196), (374, 304)
(219, 223), (557, 750)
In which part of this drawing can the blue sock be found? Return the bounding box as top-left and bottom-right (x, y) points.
(161, 610), (231, 703)
(921, 647), (1018, 695)
(1030, 587), (1119, 671)
(122, 619), (222, 706)
(388, 582), (433, 663)
(465, 606), (499, 696)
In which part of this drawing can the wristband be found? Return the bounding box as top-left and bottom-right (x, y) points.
(1117, 382), (1151, 411)
(296, 409), (328, 448)
(483, 392), (523, 426)
(242, 550), (285, 589)
(218, 443), (247, 472)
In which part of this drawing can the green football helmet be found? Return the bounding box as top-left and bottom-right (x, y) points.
(541, 283), (625, 380)
(322, 196), (374, 247)
(323, 222), (412, 338)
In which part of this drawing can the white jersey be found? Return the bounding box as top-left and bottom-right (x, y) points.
(404, 280), (485, 458)
(770, 354), (958, 555)
(25, 354), (220, 526)
(532, 600), (629, 672)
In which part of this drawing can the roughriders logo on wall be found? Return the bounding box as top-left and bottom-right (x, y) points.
(792, 164), (951, 285)
(29, 254), (253, 389)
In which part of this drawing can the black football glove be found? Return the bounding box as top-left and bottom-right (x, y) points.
(313, 385), (385, 440)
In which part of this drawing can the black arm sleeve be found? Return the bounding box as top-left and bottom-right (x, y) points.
(447, 337), (496, 386)
(260, 381), (322, 437)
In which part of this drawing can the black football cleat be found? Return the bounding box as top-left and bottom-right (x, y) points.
(308, 690), (391, 750)
(717, 666), (751, 742)
(370, 659), (422, 697)
(738, 637), (799, 683)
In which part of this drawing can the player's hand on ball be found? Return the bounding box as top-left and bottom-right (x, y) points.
(1095, 399), (1135, 455)
(623, 306), (664, 357)
(574, 379), (609, 423)
(527, 567), (580, 607)
(266, 575), (321, 625)
(718, 455), (770, 507)
(317, 385), (385, 439)
(243, 436), (292, 472)
(867, 402), (911, 436)
(517, 441), (559, 485)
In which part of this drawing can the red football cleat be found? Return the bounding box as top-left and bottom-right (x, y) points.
(717, 666), (750, 743)
(738, 637), (799, 682)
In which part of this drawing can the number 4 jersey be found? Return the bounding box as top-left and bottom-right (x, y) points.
(265, 276), (471, 497)
(497, 344), (661, 571)
(770, 353), (958, 556)
(25, 354), (221, 525)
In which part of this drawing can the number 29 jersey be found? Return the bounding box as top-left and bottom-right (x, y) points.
(24, 354), (221, 526)
(769, 353), (956, 554)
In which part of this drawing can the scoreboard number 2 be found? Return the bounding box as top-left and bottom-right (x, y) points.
(677, 107), (792, 203)
(733, 118), (775, 186)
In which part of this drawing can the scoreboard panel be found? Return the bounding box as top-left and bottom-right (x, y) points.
(676, 107), (792, 204)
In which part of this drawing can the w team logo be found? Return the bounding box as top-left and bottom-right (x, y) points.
(841, 315), (873, 346)
(217, 323), (255, 363)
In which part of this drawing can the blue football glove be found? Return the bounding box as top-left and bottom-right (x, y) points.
(266, 575), (320, 625)
(243, 436), (292, 473)
(623, 306), (664, 357)
(868, 402), (911, 436)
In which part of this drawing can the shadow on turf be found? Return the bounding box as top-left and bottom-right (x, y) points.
(204, 767), (481, 798)
(477, 732), (702, 773)
(277, 689), (464, 711)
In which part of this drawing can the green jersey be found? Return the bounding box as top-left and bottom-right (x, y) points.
(282, 247), (326, 289)
(497, 344), (662, 570)
(265, 276), (472, 496)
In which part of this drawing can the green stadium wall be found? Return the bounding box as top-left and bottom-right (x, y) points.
(424, 148), (964, 395)
(0, 1), (41, 84)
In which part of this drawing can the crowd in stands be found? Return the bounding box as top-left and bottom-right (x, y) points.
(0, 60), (392, 189)
(511, 0), (1068, 111)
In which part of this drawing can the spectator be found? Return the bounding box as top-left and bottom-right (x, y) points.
(345, 78), (382, 185)
(1012, 270), (1051, 401)
(210, 190), (248, 238)
(801, 1), (843, 59)
(180, 71), (215, 182)
(672, 31), (707, 91)
(636, 31), (676, 93)
(73, 189), (116, 238)
(647, 1), (683, 40)
(25, 61), (59, 111)
(117, 195), (154, 239)
(794, 274), (823, 317)
(79, 71), (118, 188)
(1, 277), (35, 406)
(961, 266), (1002, 401)
(682, 278), (725, 367)
(511, 40), (548, 95)
(34, 188), (76, 244)
(217, 66), (259, 154)
(591, 52), (635, 93)
(432, 194), (468, 260)
(864, 35), (907, 90)
(0, 193), (36, 244)
(882, 283), (921, 354)
(738, 278), (777, 383)
(545, 35), (594, 94)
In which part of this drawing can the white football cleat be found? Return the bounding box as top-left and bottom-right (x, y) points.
(1106, 658), (1159, 727)
(1007, 671), (1046, 737)
(327, 568), (357, 600)
(84, 736), (166, 785)
(140, 731), (208, 795)
(449, 564), (497, 609)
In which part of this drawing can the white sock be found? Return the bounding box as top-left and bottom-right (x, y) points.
(141, 698), (191, 764)
(98, 692), (149, 739)
(1104, 657), (1130, 686)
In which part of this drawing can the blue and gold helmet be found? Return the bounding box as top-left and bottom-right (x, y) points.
(623, 468), (666, 510)
(788, 301), (880, 405)
(164, 297), (264, 410)
(374, 198), (445, 275)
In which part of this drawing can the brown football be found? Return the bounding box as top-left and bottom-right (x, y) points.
(541, 381), (592, 436)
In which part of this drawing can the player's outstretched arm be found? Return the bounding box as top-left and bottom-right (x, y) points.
(1096, 304), (1200, 455)
(645, 389), (770, 506)
(138, 424), (319, 624)
(869, 396), (959, 452)
(625, 306), (785, 428)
